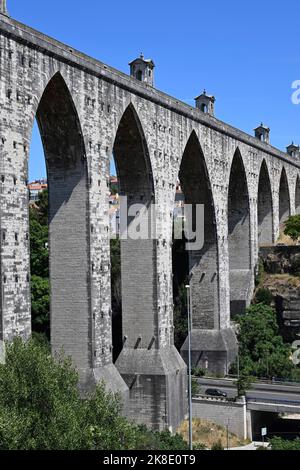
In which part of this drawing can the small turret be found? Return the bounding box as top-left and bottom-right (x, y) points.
(129, 53), (155, 86)
(254, 123), (270, 144)
(287, 142), (300, 158)
(195, 90), (215, 116)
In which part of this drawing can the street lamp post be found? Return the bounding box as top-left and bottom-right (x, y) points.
(185, 284), (193, 451)
(237, 344), (240, 379)
(226, 418), (230, 450)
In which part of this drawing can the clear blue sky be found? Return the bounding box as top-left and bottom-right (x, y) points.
(8, 0), (300, 180)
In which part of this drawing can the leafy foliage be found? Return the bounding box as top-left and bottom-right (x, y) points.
(255, 288), (273, 306)
(173, 282), (188, 350)
(0, 338), (189, 450)
(211, 439), (224, 450)
(284, 215), (300, 241)
(234, 303), (299, 380)
(192, 367), (206, 377)
(191, 378), (200, 396)
(269, 437), (300, 450)
(29, 190), (50, 336)
(234, 375), (254, 397)
(31, 275), (50, 336)
(29, 207), (49, 278)
(110, 183), (119, 195)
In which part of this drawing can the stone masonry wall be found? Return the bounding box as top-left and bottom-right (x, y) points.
(192, 397), (248, 440)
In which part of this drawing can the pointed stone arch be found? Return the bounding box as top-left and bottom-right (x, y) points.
(178, 130), (218, 330)
(175, 131), (234, 375)
(113, 103), (154, 205)
(33, 72), (90, 371)
(279, 167), (291, 225)
(258, 159), (274, 245)
(228, 148), (251, 318)
(111, 103), (156, 362)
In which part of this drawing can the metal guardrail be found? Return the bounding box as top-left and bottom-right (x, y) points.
(195, 374), (300, 387)
(247, 397), (300, 406)
(226, 375), (300, 386)
(192, 394), (234, 403)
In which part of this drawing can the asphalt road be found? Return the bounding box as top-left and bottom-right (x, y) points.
(196, 377), (300, 404)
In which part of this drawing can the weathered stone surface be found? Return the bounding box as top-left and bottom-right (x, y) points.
(0, 11), (300, 430)
(259, 246), (300, 340)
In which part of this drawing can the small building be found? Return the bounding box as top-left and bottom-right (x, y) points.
(28, 179), (48, 202)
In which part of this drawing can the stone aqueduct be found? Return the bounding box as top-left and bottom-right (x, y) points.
(1, 6), (300, 431)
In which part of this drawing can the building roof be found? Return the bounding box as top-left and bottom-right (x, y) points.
(254, 122), (270, 132)
(195, 90), (215, 101)
(28, 180), (48, 191)
(129, 54), (155, 68)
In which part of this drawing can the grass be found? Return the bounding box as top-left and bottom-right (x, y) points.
(262, 273), (300, 290)
(178, 418), (250, 449)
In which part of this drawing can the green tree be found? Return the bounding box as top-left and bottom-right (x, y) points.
(235, 304), (296, 380)
(255, 288), (273, 306)
(31, 276), (50, 337)
(29, 191), (50, 336)
(191, 378), (201, 397)
(0, 338), (189, 450)
(29, 209), (49, 278)
(284, 215), (300, 242)
(173, 282), (188, 350)
(269, 437), (300, 450)
(234, 375), (254, 397)
(35, 189), (49, 226)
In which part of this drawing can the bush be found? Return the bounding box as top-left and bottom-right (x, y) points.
(234, 375), (255, 397)
(31, 275), (50, 336)
(284, 215), (300, 242)
(211, 439), (224, 450)
(193, 442), (207, 450)
(235, 303), (296, 380)
(269, 437), (300, 450)
(0, 338), (189, 450)
(191, 367), (206, 377)
(255, 288), (273, 306)
(191, 378), (201, 397)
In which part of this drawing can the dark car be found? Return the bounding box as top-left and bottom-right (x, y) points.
(205, 388), (227, 398)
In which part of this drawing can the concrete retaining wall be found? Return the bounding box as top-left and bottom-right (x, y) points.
(192, 396), (249, 440)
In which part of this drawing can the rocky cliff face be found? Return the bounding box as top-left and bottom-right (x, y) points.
(259, 247), (300, 342)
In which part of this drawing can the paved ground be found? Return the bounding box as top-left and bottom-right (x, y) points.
(229, 441), (269, 451)
(196, 377), (300, 403)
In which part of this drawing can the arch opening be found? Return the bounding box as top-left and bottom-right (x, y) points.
(258, 160), (273, 245)
(295, 176), (300, 215)
(279, 168), (291, 226)
(30, 73), (90, 367)
(173, 131), (218, 356)
(112, 105), (156, 361)
(228, 149), (251, 318)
